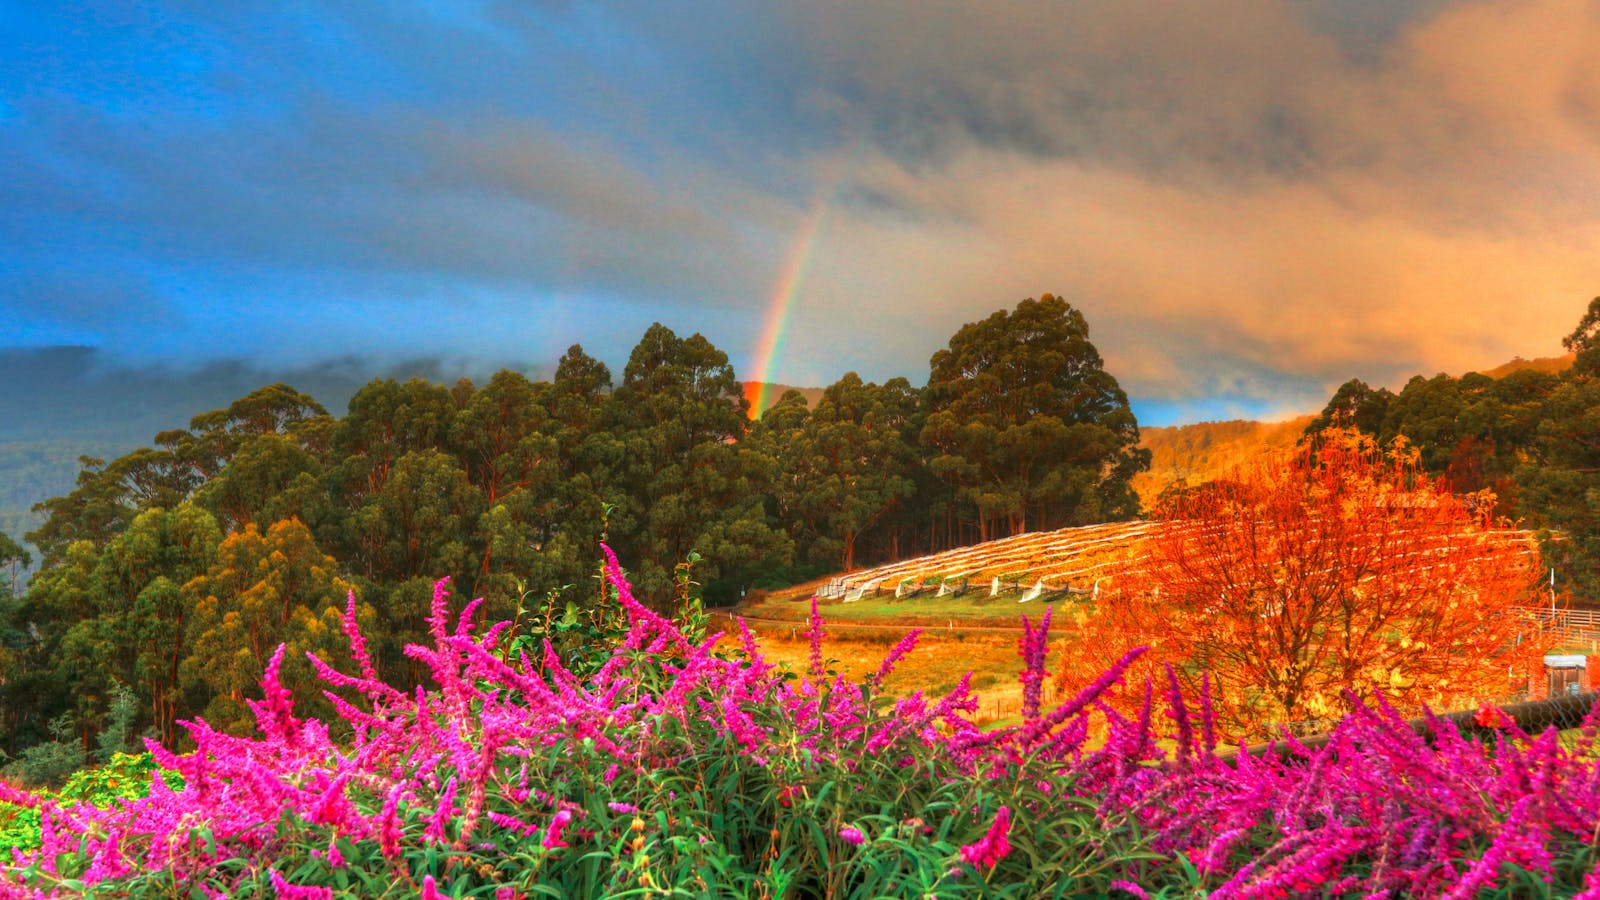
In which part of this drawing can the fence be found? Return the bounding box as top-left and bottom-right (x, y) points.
(1513, 606), (1600, 646)
(974, 683), (1058, 725)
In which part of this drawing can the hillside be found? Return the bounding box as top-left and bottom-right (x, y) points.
(740, 381), (825, 416)
(1130, 353), (1578, 511)
(1133, 416), (1314, 509)
(1480, 352), (1575, 379)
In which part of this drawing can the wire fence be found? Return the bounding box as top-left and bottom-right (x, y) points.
(974, 683), (1059, 724)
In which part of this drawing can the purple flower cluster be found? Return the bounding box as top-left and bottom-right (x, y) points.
(1018, 608), (1052, 722)
(2, 545), (1600, 897)
(958, 806), (1011, 869)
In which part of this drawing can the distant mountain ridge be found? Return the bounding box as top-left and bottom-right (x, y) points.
(0, 346), (546, 444)
(1480, 353), (1576, 379)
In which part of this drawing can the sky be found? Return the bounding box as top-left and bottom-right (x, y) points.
(3, 1), (1598, 426)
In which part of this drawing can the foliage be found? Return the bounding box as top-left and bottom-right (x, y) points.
(22, 504), (223, 748)
(606, 323), (792, 603)
(2, 713), (84, 790)
(1517, 297), (1600, 603)
(94, 682), (143, 764)
(1563, 295), (1600, 375)
(0, 552), (1598, 897)
(921, 293), (1149, 542)
(763, 373), (920, 571)
(1061, 429), (1551, 742)
(1305, 378), (1395, 438)
(7, 302), (1162, 760)
(1307, 368), (1560, 520)
(58, 752), (182, 809)
(180, 519), (359, 735)
(0, 752), (182, 852)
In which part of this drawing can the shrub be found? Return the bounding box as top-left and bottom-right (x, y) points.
(0, 547), (1598, 897)
(2, 713), (84, 790)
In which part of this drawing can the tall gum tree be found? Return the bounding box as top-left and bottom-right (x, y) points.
(181, 518), (356, 734)
(921, 294), (1148, 541)
(448, 371), (559, 598)
(25, 505), (223, 748)
(772, 373), (919, 571)
(607, 324), (790, 603)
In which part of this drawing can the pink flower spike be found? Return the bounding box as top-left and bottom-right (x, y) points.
(958, 807), (1012, 870)
(421, 874), (445, 900)
(542, 808), (574, 850)
(1018, 607), (1052, 721)
(270, 869), (334, 899)
(341, 590), (379, 683)
(806, 595), (826, 679)
(427, 577), (453, 641)
(873, 629), (921, 688)
(839, 825), (865, 845)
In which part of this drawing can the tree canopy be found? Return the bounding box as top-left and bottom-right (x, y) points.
(921, 294), (1148, 540)
(1062, 430), (1549, 741)
(3, 300), (1162, 754)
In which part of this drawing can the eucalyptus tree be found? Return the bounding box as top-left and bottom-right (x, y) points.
(607, 324), (790, 603)
(921, 294), (1148, 541)
(774, 374), (919, 570)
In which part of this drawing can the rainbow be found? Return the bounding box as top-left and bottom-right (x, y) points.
(746, 192), (832, 418)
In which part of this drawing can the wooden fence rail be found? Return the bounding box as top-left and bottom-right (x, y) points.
(1512, 606), (1600, 645)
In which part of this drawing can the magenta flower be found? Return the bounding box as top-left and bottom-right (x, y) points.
(959, 807), (1012, 870)
(542, 809), (574, 850)
(270, 869), (333, 899)
(839, 825), (865, 845)
(873, 629), (922, 688)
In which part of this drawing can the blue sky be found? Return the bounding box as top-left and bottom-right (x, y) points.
(4, 1), (1599, 426)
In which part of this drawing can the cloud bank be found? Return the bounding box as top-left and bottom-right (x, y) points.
(2, 0), (1597, 423)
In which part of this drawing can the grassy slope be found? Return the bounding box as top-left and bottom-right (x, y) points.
(1132, 415), (1314, 509)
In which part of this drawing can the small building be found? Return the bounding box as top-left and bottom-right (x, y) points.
(1537, 654), (1599, 700)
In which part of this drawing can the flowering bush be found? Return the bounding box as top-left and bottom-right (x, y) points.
(0, 546), (1599, 897)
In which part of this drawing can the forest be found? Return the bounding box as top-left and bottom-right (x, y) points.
(0, 294), (1149, 761)
(4, 292), (1600, 771)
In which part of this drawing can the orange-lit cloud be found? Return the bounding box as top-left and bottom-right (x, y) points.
(4, 1), (1599, 424)
(765, 0), (1600, 417)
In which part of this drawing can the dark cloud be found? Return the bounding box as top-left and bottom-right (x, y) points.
(2, 1), (1598, 424)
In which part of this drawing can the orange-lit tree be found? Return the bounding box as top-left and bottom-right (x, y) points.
(1058, 429), (1553, 742)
